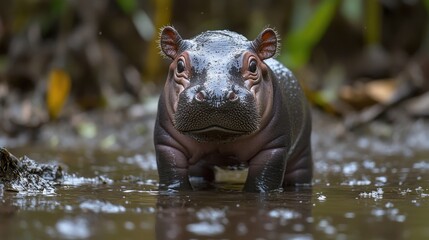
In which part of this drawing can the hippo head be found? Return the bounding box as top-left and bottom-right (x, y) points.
(159, 26), (279, 142)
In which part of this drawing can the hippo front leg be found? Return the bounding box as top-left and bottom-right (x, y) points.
(156, 144), (192, 191)
(243, 147), (287, 192)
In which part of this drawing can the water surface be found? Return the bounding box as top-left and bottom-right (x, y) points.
(1, 116), (429, 240)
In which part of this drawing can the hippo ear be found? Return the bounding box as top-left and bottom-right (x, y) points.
(252, 28), (279, 60)
(159, 26), (183, 59)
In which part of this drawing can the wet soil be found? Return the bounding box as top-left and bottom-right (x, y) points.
(1, 110), (429, 240)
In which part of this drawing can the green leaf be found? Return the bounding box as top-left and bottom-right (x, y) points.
(281, 0), (340, 69)
(424, 0), (429, 12)
(364, 0), (381, 45)
(116, 0), (137, 14)
(50, 0), (67, 15)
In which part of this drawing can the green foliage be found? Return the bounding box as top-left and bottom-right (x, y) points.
(49, 0), (67, 15)
(11, 0), (68, 34)
(422, 0), (429, 52)
(116, 0), (138, 14)
(364, 0), (381, 45)
(280, 0), (340, 70)
(424, 0), (429, 11)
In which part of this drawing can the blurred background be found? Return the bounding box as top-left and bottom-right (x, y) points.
(0, 0), (428, 150)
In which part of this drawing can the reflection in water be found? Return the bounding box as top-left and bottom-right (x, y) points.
(155, 187), (313, 240)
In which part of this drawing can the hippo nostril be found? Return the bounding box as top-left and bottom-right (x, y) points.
(227, 91), (238, 102)
(195, 90), (207, 102)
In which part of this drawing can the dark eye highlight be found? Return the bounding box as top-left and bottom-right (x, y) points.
(177, 59), (185, 73)
(249, 59), (257, 73)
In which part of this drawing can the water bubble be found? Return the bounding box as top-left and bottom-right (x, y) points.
(359, 188), (384, 200)
(79, 200), (126, 213)
(385, 202), (394, 208)
(342, 162), (358, 175)
(56, 217), (91, 239)
(371, 208), (385, 217)
(375, 176), (387, 183)
(186, 222), (225, 236)
(268, 208), (301, 220)
(124, 221), (135, 230)
(236, 222), (248, 235)
(317, 219), (336, 235)
(363, 160), (376, 169)
(197, 208), (226, 221)
(413, 161), (429, 169)
(317, 195), (327, 201)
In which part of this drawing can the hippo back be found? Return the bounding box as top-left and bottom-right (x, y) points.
(265, 58), (311, 156)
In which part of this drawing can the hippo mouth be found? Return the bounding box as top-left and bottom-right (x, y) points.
(173, 92), (261, 142)
(188, 126), (247, 134)
(183, 125), (250, 142)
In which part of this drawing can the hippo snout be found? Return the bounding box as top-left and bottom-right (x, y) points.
(173, 84), (260, 142)
(194, 89), (238, 103)
(193, 87), (240, 108)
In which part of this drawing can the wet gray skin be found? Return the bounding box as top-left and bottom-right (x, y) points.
(155, 27), (312, 192)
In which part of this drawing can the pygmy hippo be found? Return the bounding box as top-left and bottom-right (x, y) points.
(154, 26), (312, 192)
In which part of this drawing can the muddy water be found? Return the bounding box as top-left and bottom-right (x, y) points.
(1, 118), (429, 239)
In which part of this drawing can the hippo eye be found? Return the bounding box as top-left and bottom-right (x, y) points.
(177, 59), (185, 73)
(249, 59), (257, 73)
